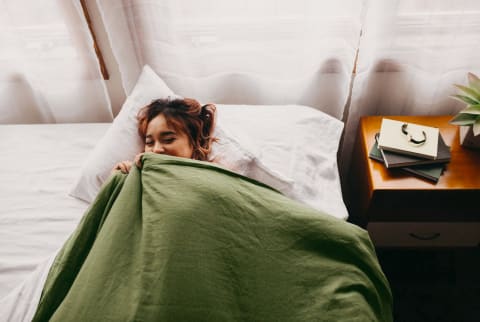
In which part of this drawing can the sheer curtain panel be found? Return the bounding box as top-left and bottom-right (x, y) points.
(0, 0), (112, 124)
(97, 0), (364, 119)
(340, 0), (480, 182)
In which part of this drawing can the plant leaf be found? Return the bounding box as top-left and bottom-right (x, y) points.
(468, 72), (480, 92)
(473, 118), (480, 136)
(449, 113), (477, 126)
(454, 84), (480, 101)
(459, 105), (480, 115)
(450, 94), (479, 105)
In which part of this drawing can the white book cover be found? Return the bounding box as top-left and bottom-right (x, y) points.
(377, 118), (439, 159)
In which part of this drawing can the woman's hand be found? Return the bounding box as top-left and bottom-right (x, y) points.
(134, 152), (145, 168)
(111, 160), (133, 174)
(111, 153), (145, 175)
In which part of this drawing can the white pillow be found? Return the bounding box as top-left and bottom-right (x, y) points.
(69, 65), (177, 202)
(210, 126), (295, 195)
(214, 104), (347, 220)
(70, 65), (348, 220)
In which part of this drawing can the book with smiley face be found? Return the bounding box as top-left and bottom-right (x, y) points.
(377, 118), (439, 160)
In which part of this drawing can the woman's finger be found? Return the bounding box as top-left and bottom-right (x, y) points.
(119, 163), (127, 173)
(135, 153), (144, 168)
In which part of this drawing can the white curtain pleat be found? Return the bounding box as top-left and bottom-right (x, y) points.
(0, 0), (112, 124)
(340, 0), (480, 186)
(97, 0), (364, 119)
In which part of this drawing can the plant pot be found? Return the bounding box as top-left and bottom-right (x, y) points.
(459, 125), (480, 149)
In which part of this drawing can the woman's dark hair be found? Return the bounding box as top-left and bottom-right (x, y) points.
(137, 97), (217, 161)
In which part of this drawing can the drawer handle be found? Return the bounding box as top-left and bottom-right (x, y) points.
(408, 232), (441, 241)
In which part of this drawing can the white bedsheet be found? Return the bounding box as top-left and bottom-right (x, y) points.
(0, 120), (348, 320)
(0, 123), (109, 301)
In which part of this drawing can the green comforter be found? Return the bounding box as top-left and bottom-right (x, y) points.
(33, 153), (392, 322)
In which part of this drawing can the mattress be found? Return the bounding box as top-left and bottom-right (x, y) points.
(0, 123), (109, 300)
(0, 118), (349, 317)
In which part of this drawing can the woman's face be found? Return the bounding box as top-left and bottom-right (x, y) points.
(144, 114), (193, 158)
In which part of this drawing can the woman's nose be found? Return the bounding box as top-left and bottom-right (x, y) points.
(153, 143), (165, 154)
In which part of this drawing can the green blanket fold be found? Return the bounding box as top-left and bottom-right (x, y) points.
(33, 153), (392, 322)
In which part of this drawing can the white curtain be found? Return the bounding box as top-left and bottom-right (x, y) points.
(0, 0), (112, 124)
(97, 0), (365, 120)
(97, 0), (480, 185)
(340, 0), (480, 182)
(6, 0), (477, 180)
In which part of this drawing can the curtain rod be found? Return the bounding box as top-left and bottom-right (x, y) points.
(79, 0), (109, 80)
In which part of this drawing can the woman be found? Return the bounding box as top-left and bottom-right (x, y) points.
(113, 97), (217, 174)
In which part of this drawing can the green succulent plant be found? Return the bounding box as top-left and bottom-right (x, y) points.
(450, 72), (480, 136)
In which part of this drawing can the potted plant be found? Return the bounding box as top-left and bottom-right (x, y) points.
(450, 72), (480, 149)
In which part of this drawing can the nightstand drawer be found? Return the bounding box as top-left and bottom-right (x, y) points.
(368, 222), (480, 247)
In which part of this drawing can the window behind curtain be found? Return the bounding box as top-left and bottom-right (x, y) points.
(98, 0), (365, 119)
(0, 0), (112, 123)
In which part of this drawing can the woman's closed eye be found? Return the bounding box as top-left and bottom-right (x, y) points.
(145, 137), (176, 146)
(161, 136), (176, 144)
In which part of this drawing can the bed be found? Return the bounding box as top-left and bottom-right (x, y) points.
(0, 66), (392, 321)
(0, 123), (108, 319)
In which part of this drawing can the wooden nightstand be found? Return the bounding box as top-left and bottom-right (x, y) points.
(349, 116), (480, 247)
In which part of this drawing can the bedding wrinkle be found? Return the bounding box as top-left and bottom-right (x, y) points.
(138, 163), (245, 320)
(292, 222), (392, 322)
(32, 154), (392, 321)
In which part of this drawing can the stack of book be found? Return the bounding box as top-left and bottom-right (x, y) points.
(369, 118), (451, 183)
